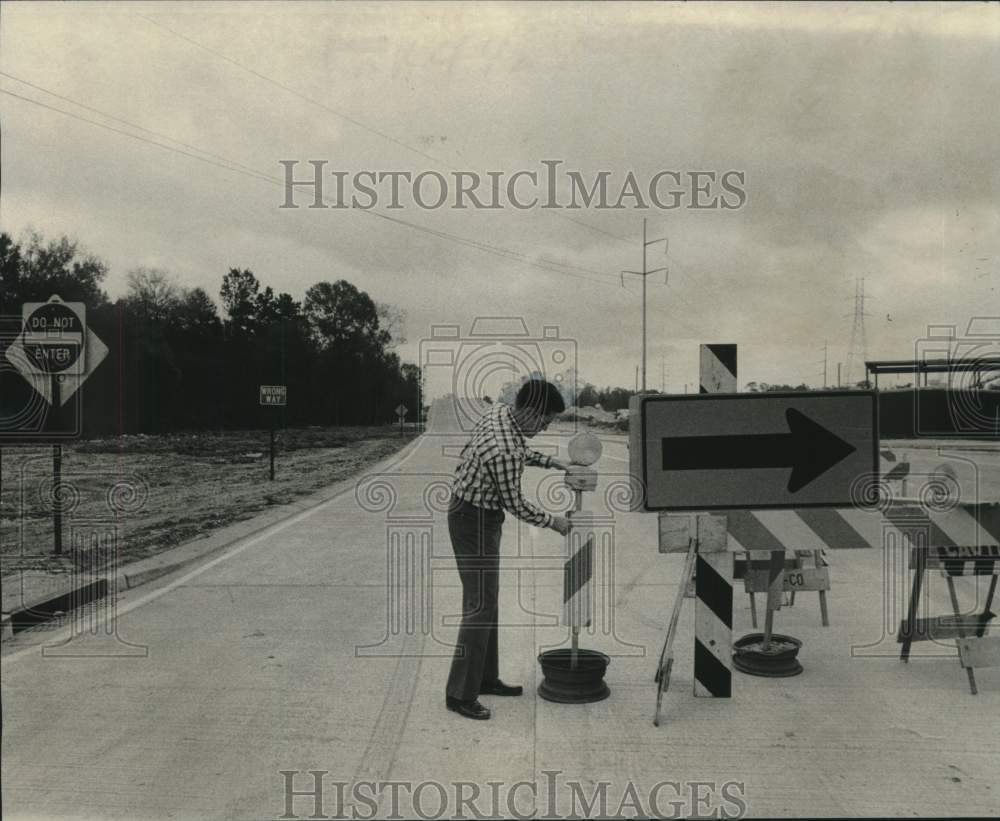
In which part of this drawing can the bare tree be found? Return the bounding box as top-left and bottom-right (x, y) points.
(125, 268), (180, 322)
(376, 301), (406, 349)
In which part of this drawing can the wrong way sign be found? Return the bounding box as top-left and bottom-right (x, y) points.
(260, 385), (287, 406)
(629, 391), (878, 511)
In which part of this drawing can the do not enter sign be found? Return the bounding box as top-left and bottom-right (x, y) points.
(22, 297), (86, 375)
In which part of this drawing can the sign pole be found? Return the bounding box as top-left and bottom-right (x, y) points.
(538, 433), (608, 705)
(259, 386), (287, 480)
(570, 487), (583, 670)
(52, 373), (62, 555)
(269, 422), (276, 481)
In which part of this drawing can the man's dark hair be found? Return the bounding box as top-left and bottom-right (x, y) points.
(515, 379), (566, 415)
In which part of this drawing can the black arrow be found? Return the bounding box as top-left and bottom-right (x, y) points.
(661, 408), (857, 493)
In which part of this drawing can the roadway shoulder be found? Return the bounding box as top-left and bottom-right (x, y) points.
(2, 434), (425, 640)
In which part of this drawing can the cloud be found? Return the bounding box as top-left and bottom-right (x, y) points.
(1, 1), (997, 392)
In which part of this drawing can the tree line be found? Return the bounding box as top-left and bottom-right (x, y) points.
(0, 231), (422, 436)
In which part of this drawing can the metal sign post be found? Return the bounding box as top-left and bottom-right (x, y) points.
(52, 375), (62, 554)
(260, 386), (287, 481)
(537, 433), (611, 704)
(2, 296), (110, 559)
(395, 403), (408, 435)
(18, 297), (88, 554)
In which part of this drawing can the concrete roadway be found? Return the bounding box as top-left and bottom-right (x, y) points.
(2, 400), (999, 820)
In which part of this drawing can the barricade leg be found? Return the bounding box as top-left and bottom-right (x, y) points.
(900, 548), (926, 663)
(945, 576), (978, 695)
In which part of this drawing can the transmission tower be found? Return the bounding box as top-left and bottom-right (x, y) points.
(844, 277), (870, 387)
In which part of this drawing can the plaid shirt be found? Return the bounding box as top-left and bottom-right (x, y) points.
(452, 403), (554, 527)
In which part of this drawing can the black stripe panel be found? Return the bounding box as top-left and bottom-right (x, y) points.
(708, 344), (737, 379)
(727, 511), (786, 553)
(976, 504), (1000, 545)
(885, 463), (910, 481)
(563, 536), (594, 602)
(696, 554), (733, 629)
(694, 639), (732, 697)
(797, 508), (871, 549)
(974, 559), (998, 575)
(766, 549), (784, 585)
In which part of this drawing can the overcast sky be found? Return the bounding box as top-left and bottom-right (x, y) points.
(2, 1), (997, 400)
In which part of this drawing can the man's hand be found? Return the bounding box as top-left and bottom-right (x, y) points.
(563, 464), (598, 491)
(549, 515), (571, 536)
(550, 458), (570, 472)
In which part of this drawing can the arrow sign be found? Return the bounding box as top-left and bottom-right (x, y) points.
(629, 390), (878, 512)
(662, 408), (857, 493)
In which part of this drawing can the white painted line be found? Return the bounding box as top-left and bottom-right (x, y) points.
(4, 437), (431, 665)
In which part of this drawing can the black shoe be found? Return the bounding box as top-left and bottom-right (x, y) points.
(480, 679), (523, 697)
(446, 696), (491, 720)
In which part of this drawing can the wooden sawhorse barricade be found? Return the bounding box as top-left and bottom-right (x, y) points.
(656, 502), (1000, 721)
(899, 544), (1000, 694)
(738, 548), (831, 629)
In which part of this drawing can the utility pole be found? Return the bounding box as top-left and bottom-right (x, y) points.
(661, 358), (666, 393)
(837, 362), (842, 388)
(823, 340), (828, 388)
(622, 218), (668, 393)
(634, 365), (639, 393)
(844, 277), (871, 387)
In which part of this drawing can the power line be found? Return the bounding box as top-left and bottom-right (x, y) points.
(0, 87), (275, 183)
(0, 70), (270, 184)
(135, 13), (447, 168)
(559, 214), (633, 245)
(135, 12), (634, 252)
(0, 83), (628, 293)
